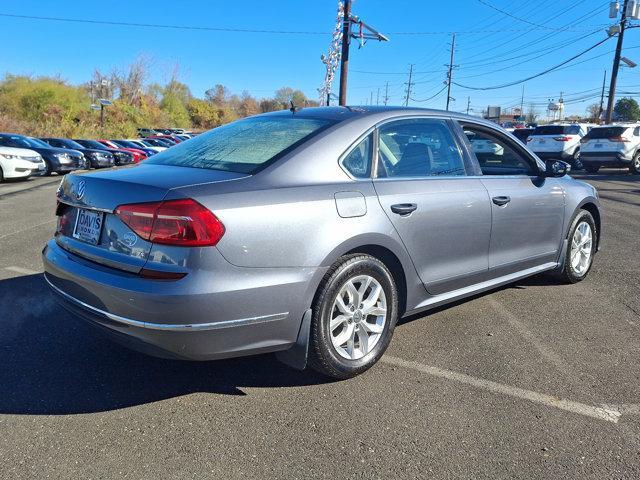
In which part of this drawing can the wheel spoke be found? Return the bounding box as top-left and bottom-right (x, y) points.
(335, 295), (350, 315)
(357, 276), (372, 305)
(330, 314), (349, 332)
(346, 326), (356, 358)
(360, 320), (383, 334)
(362, 282), (382, 311)
(333, 322), (354, 347)
(345, 280), (361, 307)
(357, 327), (369, 355)
(364, 305), (386, 317)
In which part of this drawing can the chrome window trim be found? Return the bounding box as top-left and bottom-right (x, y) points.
(59, 199), (113, 214)
(45, 273), (289, 331)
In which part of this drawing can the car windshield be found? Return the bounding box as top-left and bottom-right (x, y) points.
(584, 126), (626, 139)
(58, 139), (85, 149)
(76, 139), (107, 149)
(146, 116), (336, 174)
(19, 137), (49, 148)
(533, 125), (580, 135)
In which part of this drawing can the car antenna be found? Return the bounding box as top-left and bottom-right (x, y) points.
(289, 100), (298, 114)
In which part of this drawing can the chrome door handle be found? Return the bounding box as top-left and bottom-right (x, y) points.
(390, 203), (418, 215)
(492, 196), (511, 206)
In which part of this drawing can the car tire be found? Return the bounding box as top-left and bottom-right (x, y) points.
(572, 148), (583, 170)
(308, 254), (399, 379)
(43, 161), (52, 176)
(584, 165), (600, 174)
(0, 166), (4, 182)
(630, 152), (640, 175)
(556, 210), (597, 284)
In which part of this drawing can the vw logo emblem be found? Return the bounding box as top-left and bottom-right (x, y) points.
(75, 180), (86, 200)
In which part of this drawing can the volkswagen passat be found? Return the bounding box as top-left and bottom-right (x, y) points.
(44, 107), (601, 379)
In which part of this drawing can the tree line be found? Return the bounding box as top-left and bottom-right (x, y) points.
(0, 58), (319, 138)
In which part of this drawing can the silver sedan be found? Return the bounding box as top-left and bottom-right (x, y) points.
(44, 107), (601, 379)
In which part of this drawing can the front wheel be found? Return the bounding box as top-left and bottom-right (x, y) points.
(630, 153), (640, 175)
(584, 165), (600, 174)
(308, 254), (399, 379)
(557, 210), (597, 284)
(572, 148), (583, 170)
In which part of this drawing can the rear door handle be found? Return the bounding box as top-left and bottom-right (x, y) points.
(492, 196), (511, 206)
(390, 203), (418, 215)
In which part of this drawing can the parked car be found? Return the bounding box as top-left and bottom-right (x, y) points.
(109, 140), (158, 157)
(0, 146), (46, 181)
(44, 107), (600, 380)
(41, 138), (115, 169)
(97, 140), (147, 162)
(526, 124), (593, 169)
(137, 128), (159, 138)
(0, 133), (85, 175)
(73, 139), (135, 166)
(126, 139), (167, 153)
(137, 138), (172, 149)
(512, 127), (535, 144)
(580, 124), (640, 174)
(148, 135), (181, 144)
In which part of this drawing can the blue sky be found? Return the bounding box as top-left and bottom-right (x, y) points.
(1, 0), (639, 116)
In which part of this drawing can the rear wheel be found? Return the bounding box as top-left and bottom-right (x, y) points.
(557, 210), (597, 284)
(308, 254), (399, 379)
(584, 165), (600, 174)
(630, 153), (640, 175)
(572, 148), (583, 170)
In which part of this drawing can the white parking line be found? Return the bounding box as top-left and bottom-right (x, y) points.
(4, 266), (40, 275)
(0, 219), (56, 240)
(381, 355), (621, 424)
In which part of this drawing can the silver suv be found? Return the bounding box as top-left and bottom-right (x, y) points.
(580, 124), (640, 174)
(527, 123), (593, 168)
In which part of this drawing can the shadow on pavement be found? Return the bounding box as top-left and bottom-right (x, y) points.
(0, 274), (329, 416)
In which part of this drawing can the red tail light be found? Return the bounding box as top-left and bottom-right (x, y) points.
(609, 136), (630, 142)
(553, 136), (572, 142)
(115, 199), (225, 247)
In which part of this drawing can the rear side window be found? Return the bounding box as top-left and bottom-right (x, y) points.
(533, 125), (580, 135)
(146, 116), (335, 174)
(376, 119), (466, 178)
(341, 134), (372, 178)
(584, 127), (626, 139)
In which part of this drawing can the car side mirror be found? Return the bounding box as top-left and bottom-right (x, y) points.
(543, 159), (570, 177)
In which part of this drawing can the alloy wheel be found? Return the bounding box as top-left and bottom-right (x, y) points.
(570, 221), (593, 276)
(329, 275), (387, 360)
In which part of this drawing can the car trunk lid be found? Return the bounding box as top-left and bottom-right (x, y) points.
(55, 164), (249, 272)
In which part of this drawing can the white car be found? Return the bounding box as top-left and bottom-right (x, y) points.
(527, 123), (594, 167)
(580, 123), (640, 174)
(128, 139), (167, 153)
(0, 146), (46, 181)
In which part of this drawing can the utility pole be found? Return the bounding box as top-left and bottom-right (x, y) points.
(338, 0), (352, 106)
(446, 33), (456, 111)
(598, 69), (608, 122)
(606, 0), (629, 123)
(520, 84), (525, 118)
(337, 0), (388, 106)
(383, 81), (389, 105)
(466, 96), (471, 115)
(370, 91), (374, 105)
(376, 88), (380, 105)
(404, 64), (414, 106)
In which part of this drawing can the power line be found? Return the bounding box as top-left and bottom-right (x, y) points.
(0, 12), (609, 36)
(475, 0), (560, 30)
(410, 85), (448, 103)
(453, 35), (613, 91)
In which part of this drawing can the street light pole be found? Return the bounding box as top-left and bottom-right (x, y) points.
(338, 0), (352, 106)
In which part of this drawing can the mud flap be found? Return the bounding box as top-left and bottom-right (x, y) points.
(275, 308), (312, 371)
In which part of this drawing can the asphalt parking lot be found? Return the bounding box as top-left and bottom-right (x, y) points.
(0, 172), (638, 479)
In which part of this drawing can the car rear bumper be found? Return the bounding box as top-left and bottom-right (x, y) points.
(580, 151), (632, 165)
(42, 239), (324, 360)
(531, 150), (574, 160)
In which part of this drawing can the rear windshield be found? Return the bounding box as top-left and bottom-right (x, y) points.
(146, 116), (335, 174)
(584, 127), (626, 139)
(533, 125), (580, 135)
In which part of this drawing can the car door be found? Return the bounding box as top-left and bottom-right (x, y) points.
(458, 121), (565, 277)
(373, 117), (492, 295)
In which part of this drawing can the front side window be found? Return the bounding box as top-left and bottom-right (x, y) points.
(147, 116), (335, 174)
(376, 118), (466, 178)
(462, 125), (537, 176)
(341, 134), (372, 178)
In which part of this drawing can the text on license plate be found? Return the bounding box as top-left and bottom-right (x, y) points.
(73, 208), (103, 245)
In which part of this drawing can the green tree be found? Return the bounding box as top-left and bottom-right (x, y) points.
(614, 97), (640, 121)
(160, 91), (191, 128)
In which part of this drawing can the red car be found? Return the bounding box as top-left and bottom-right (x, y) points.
(97, 140), (148, 162)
